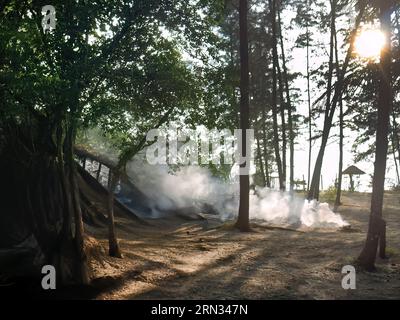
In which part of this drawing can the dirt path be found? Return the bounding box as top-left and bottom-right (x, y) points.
(88, 192), (400, 300)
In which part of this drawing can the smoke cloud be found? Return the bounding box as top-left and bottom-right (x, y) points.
(81, 129), (348, 229)
(125, 158), (349, 229)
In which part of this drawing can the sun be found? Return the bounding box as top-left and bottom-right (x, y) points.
(354, 29), (386, 60)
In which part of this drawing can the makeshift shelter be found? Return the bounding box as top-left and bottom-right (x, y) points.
(342, 165), (366, 192)
(75, 144), (218, 219)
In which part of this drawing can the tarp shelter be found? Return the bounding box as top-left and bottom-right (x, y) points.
(342, 165), (366, 192)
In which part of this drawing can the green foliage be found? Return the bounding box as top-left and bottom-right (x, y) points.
(385, 247), (399, 257)
(390, 184), (400, 192)
(0, 0), (228, 162)
(320, 185), (337, 203)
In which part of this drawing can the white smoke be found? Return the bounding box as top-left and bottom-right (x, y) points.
(249, 188), (348, 228)
(125, 160), (234, 214)
(126, 159), (349, 229)
(79, 129), (348, 229)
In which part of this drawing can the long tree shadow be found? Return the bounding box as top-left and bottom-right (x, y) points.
(116, 229), (354, 300)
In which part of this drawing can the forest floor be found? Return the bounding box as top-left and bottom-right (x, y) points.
(85, 191), (400, 300)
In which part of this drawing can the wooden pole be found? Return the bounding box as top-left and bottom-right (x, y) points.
(320, 175), (323, 191)
(96, 162), (102, 181)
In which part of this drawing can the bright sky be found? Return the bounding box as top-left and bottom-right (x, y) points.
(282, 8), (398, 192)
(168, 5), (398, 192)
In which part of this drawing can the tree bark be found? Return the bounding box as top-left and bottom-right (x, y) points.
(277, 50), (287, 191)
(256, 136), (267, 187)
(306, 0), (312, 192)
(334, 97), (344, 210)
(67, 124), (90, 284)
(261, 71), (271, 188)
(391, 135), (400, 186)
(358, 1), (393, 270)
(262, 119), (271, 188)
(334, 25), (344, 211)
(391, 110), (400, 185)
(71, 164), (90, 284)
(278, 7), (295, 191)
(96, 162), (102, 181)
(107, 170), (123, 258)
(308, 0), (336, 200)
(236, 0), (250, 232)
(270, 0), (284, 190)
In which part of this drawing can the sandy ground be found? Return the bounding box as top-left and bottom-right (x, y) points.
(86, 192), (400, 300)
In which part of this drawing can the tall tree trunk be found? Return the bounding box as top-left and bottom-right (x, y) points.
(256, 136), (267, 187)
(306, 1), (312, 192)
(107, 170), (123, 258)
(274, 8), (287, 190)
(261, 60), (271, 188)
(65, 122), (90, 284)
(105, 106), (175, 254)
(391, 136), (400, 186)
(270, 0), (284, 190)
(334, 97), (344, 210)
(278, 7), (295, 191)
(236, 0), (250, 232)
(53, 119), (79, 285)
(308, 0), (336, 200)
(277, 55), (287, 190)
(262, 118), (271, 188)
(70, 163), (90, 284)
(358, 1), (393, 270)
(391, 110), (400, 185)
(307, 1), (365, 200)
(229, 27), (240, 125)
(334, 24), (343, 211)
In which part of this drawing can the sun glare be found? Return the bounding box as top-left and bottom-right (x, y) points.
(354, 29), (386, 60)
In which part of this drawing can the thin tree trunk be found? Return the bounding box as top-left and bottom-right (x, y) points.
(391, 110), (400, 185)
(358, 1), (393, 270)
(236, 0), (250, 232)
(306, 3), (312, 192)
(308, 2), (366, 200)
(334, 97), (344, 210)
(278, 7), (295, 191)
(71, 164), (90, 284)
(308, 0), (336, 200)
(274, 8), (287, 189)
(105, 107), (175, 255)
(277, 55), (287, 190)
(391, 138), (400, 186)
(261, 59), (271, 189)
(107, 170), (122, 258)
(256, 136), (266, 187)
(270, 0), (284, 190)
(229, 27), (240, 125)
(334, 23), (344, 211)
(57, 138), (75, 285)
(96, 162), (102, 181)
(65, 122), (90, 284)
(262, 119), (271, 188)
